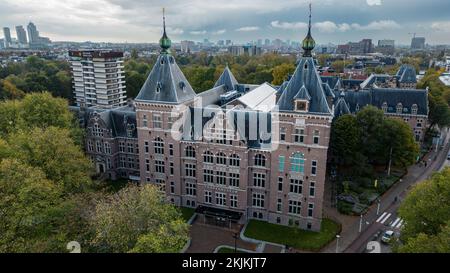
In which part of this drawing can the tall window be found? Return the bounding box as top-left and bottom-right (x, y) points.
(96, 141), (102, 153)
(203, 169), (214, 183)
(155, 160), (165, 173)
(252, 193), (265, 208)
(153, 114), (162, 129)
(203, 151), (214, 163)
(217, 152), (227, 165)
(185, 163), (196, 178)
(279, 155), (285, 172)
(309, 182), (316, 197)
(291, 153), (305, 173)
(119, 142), (125, 152)
(185, 182), (196, 196)
(142, 114), (148, 127)
(229, 154), (240, 167)
(169, 162), (174, 175)
(313, 130), (320, 145)
(216, 192), (226, 206)
(278, 177), (283, 192)
(311, 160), (317, 176)
(277, 199), (282, 213)
(127, 143), (133, 153)
(294, 128), (305, 143)
(254, 154), (266, 167)
(104, 142), (111, 154)
(230, 195), (238, 208)
(185, 146), (196, 158)
(288, 200), (301, 215)
(145, 159), (150, 172)
(229, 173), (240, 188)
(290, 179), (303, 194)
(170, 181), (175, 194)
(169, 144), (173, 156)
(154, 138), (164, 154)
(144, 141), (149, 153)
(253, 173), (266, 188)
(87, 140), (94, 152)
(280, 127), (286, 142)
(308, 203), (314, 217)
(216, 171), (227, 185)
(205, 191), (212, 204)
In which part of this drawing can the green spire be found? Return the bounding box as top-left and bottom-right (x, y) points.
(302, 3), (315, 57)
(159, 8), (171, 54)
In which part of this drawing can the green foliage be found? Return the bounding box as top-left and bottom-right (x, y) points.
(396, 168), (450, 253)
(272, 63), (295, 85)
(90, 184), (189, 253)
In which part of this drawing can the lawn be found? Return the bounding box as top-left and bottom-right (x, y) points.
(180, 207), (196, 222)
(217, 247), (248, 253)
(244, 218), (341, 251)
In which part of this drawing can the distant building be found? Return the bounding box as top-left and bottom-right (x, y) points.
(15, 25), (27, 44)
(228, 45), (262, 56)
(69, 50), (127, 109)
(376, 39), (395, 55)
(180, 40), (195, 53)
(411, 37), (426, 50)
(3, 27), (12, 48)
(217, 40), (225, 46)
(264, 39), (270, 46)
(27, 22), (39, 44)
(225, 39), (232, 46)
(337, 39), (373, 55)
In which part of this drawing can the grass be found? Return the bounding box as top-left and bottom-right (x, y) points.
(244, 218), (341, 251)
(180, 207), (196, 222)
(217, 247), (248, 253)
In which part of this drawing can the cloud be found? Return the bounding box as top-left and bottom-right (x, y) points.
(236, 26), (260, 32)
(314, 21), (351, 32)
(431, 21), (450, 32)
(271, 20), (307, 30)
(189, 30), (207, 35)
(212, 29), (227, 35)
(366, 0), (382, 6)
(167, 27), (184, 35)
(351, 20), (401, 30)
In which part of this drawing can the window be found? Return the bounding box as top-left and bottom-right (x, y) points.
(254, 154), (266, 167)
(106, 158), (112, 169)
(230, 195), (238, 208)
(277, 199), (282, 213)
(185, 163), (196, 178)
(311, 160), (317, 176)
(203, 169), (214, 183)
(280, 127), (286, 142)
(186, 182), (196, 196)
(229, 173), (240, 188)
(216, 171), (227, 185)
(217, 152), (227, 165)
(93, 123), (102, 137)
(382, 102), (388, 113)
(154, 138), (164, 154)
(252, 193), (265, 208)
(288, 200), (301, 215)
(253, 173), (266, 188)
(295, 101), (307, 111)
(170, 181), (175, 194)
(313, 130), (320, 145)
(127, 157), (134, 169)
(127, 143), (133, 153)
(104, 142), (111, 154)
(396, 103), (403, 114)
(203, 151), (214, 163)
(168, 116), (177, 130)
(185, 146), (196, 158)
(144, 141), (149, 153)
(145, 159), (150, 172)
(216, 192), (226, 206)
(290, 179), (303, 194)
(87, 140), (94, 152)
(279, 155), (285, 172)
(169, 144), (174, 156)
(308, 203), (314, 217)
(205, 191), (212, 204)
(142, 114), (148, 127)
(96, 141), (102, 153)
(170, 162), (174, 175)
(309, 182), (316, 197)
(294, 128), (305, 143)
(229, 154), (240, 167)
(120, 156), (126, 168)
(291, 153), (305, 173)
(119, 142), (125, 152)
(155, 160), (165, 173)
(153, 114), (162, 129)
(278, 177), (283, 192)
(411, 104), (418, 115)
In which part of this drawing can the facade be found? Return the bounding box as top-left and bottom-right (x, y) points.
(26, 22), (39, 44)
(69, 50), (127, 109)
(15, 26), (28, 45)
(411, 37), (426, 50)
(3, 27), (12, 48)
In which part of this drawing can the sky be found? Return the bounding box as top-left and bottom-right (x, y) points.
(1, 0), (450, 45)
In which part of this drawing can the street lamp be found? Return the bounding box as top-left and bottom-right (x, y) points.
(359, 214), (363, 233)
(335, 235), (341, 253)
(232, 232), (239, 253)
(376, 199), (381, 216)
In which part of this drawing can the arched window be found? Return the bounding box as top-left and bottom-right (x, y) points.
(185, 146), (196, 158)
(382, 102), (388, 113)
(203, 151), (214, 163)
(217, 152), (227, 165)
(154, 137), (164, 155)
(229, 154), (240, 167)
(396, 103), (403, 114)
(291, 153), (305, 173)
(254, 154), (266, 167)
(411, 104), (418, 115)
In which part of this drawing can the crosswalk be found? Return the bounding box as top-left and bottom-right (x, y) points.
(375, 213), (404, 229)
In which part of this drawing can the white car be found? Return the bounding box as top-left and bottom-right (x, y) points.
(381, 230), (394, 244)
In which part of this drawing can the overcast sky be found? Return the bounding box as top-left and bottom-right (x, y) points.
(1, 0), (450, 45)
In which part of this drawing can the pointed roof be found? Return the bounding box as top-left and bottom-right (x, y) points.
(294, 85), (311, 100)
(334, 92), (350, 117)
(214, 66), (238, 91)
(396, 64), (417, 84)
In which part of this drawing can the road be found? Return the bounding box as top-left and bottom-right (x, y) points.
(344, 129), (450, 253)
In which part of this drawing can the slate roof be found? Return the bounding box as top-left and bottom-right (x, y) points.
(334, 92), (351, 117)
(294, 85), (311, 100)
(135, 54), (197, 104)
(277, 57), (332, 115)
(321, 76), (342, 90)
(396, 64), (417, 84)
(360, 74), (391, 89)
(214, 66), (239, 91)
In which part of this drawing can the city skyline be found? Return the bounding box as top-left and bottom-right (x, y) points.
(1, 0), (450, 45)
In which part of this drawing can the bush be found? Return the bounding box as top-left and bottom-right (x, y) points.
(337, 201), (354, 215)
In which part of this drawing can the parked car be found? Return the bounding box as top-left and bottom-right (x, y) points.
(381, 230), (394, 244)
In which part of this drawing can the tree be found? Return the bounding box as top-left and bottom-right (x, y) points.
(272, 63), (295, 85)
(125, 71), (146, 98)
(330, 114), (362, 166)
(428, 94), (450, 129)
(396, 168), (450, 253)
(0, 79), (25, 100)
(356, 106), (385, 162)
(90, 184), (189, 253)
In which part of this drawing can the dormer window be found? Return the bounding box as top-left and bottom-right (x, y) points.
(382, 102), (388, 113)
(160, 58), (165, 65)
(304, 63), (308, 70)
(156, 82), (162, 93)
(179, 81), (186, 92)
(411, 104), (418, 115)
(396, 103), (403, 114)
(295, 100), (309, 112)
